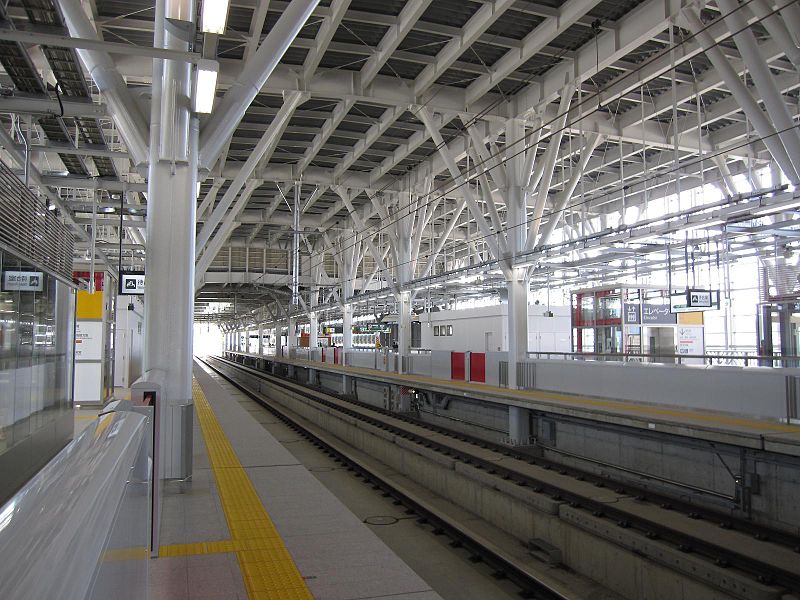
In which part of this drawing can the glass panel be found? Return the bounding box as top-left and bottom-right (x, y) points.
(0, 248), (74, 504)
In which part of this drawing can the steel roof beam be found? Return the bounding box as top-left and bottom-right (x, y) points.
(198, 0), (320, 170)
(58, 0), (149, 166)
(466, 0), (604, 105)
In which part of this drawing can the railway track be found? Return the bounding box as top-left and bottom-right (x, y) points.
(202, 355), (800, 599)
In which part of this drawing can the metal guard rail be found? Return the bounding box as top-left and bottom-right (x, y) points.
(527, 350), (800, 367)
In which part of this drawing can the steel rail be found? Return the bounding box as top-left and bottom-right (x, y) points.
(199, 356), (572, 600)
(207, 355), (800, 595)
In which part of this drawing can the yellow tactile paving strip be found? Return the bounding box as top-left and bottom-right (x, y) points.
(192, 379), (313, 600)
(268, 355), (800, 435)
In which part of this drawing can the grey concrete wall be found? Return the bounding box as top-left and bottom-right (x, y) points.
(538, 415), (800, 535)
(485, 351), (506, 386)
(529, 360), (797, 420)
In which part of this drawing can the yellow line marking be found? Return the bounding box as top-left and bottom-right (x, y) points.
(159, 540), (236, 557)
(102, 547), (149, 561)
(274, 356), (800, 434)
(192, 379), (312, 600)
(74, 415), (97, 421)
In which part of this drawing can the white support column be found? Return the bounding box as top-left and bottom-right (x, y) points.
(59, 0), (149, 166)
(536, 132), (604, 248)
(143, 0), (197, 480)
(257, 326), (263, 355)
(508, 406), (531, 446)
(504, 119), (532, 442)
(288, 316), (297, 349)
(397, 291), (411, 372)
(506, 271), (528, 390)
(418, 107), (507, 271)
(309, 313), (319, 348)
(526, 84), (572, 251)
(196, 91), (306, 256)
(342, 304), (353, 353)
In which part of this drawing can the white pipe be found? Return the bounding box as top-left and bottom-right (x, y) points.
(525, 84), (572, 251)
(196, 178), (224, 221)
(716, 0), (800, 178)
(159, 18), (193, 162)
(59, 0), (149, 166)
(681, 8), (800, 184)
(292, 181), (300, 305)
(746, 0), (800, 69)
(418, 107), (505, 267)
(536, 132), (604, 248)
(421, 199), (467, 278)
(195, 178), (261, 288)
(198, 0), (320, 170)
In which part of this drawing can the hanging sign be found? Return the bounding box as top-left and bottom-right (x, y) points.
(2, 270), (43, 292)
(119, 271), (145, 295)
(670, 289), (720, 313)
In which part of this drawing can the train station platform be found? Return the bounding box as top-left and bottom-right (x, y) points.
(222, 351), (800, 457)
(149, 360), (441, 600)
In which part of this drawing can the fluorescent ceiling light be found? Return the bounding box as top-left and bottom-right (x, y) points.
(201, 0), (230, 34)
(194, 62), (218, 113)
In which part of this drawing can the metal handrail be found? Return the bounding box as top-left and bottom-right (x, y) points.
(526, 350), (800, 367)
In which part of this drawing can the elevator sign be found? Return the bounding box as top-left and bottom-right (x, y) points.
(119, 271), (145, 295)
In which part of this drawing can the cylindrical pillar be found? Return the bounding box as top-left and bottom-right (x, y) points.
(506, 271), (528, 389)
(397, 291), (411, 373)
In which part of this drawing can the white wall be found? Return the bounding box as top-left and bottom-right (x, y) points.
(114, 297), (144, 388)
(419, 304), (570, 353)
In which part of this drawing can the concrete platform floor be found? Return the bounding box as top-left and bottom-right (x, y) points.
(150, 362), (500, 600)
(205, 369), (523, 600)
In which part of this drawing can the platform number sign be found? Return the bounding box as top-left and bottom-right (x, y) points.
(119, 271), (145, 295)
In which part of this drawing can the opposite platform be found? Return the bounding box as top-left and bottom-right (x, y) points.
(226, 351), (800, 456)
(149, 359), (442, 600)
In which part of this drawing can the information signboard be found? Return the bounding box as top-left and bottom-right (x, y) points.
(2, 270), (44, 292)
(623, 303), (641, 324)
(670, 289), (720, 313)
(641, 303), (676, 324)
(119, 271), (145, 295)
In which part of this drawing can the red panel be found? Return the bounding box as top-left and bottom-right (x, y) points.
(72, 271), (105, 291)
(469, 352), (486, 383)
(321, 348), (326, 363)
(451, 352), (465, 381)
(334, 347), (340, 365)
